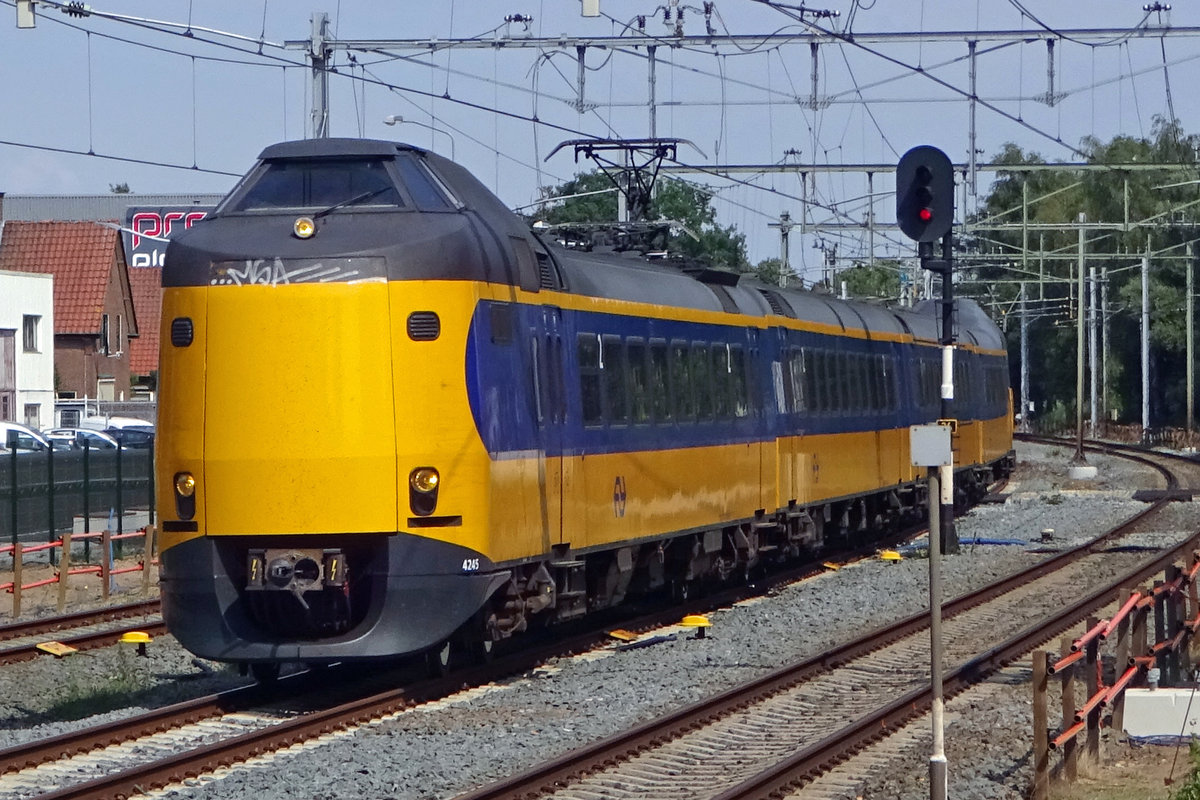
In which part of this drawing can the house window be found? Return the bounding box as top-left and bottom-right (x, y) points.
(101, 314), (111, 356)
(22, 315), (39, 352)
(116, 315), (124, 356)
(24, 404), (39, 429)
(97, 377), (115, 401)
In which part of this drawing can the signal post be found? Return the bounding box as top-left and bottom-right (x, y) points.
(897, 144), (956, 800)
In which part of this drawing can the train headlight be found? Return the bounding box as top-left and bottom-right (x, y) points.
(410, 468), (440, 493)
(174, 473), (196, 497)
(293, 216), (316, 239)
(173, 472), (197, 521)
(409, 467), (440, 517)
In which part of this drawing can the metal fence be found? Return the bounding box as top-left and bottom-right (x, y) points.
(0, 446), (153, 547)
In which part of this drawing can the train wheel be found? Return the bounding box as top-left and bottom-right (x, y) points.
(670, 578), (692, 603)
(426, 640), (453, 677)
(457, 611), (499, 665)
(250, 663), (281, 684)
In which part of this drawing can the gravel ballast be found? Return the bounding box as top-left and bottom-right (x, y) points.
(0, 442), (1190, 800)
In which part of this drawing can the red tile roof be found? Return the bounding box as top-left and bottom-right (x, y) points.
(0, 220), (125, 335)
(127, 266), (162, 375)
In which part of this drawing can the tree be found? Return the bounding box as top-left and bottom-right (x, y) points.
(531, 171), (748, 270)
(973, 116), (1200, 427)
(839, 262), (903, 299)
(109, 182), (131, 194)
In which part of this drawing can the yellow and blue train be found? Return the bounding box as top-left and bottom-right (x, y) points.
(157, 138), (1014, 673)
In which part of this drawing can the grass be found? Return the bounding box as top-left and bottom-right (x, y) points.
(42, 645), (151, 720)
(1170, 740), (1200, 800)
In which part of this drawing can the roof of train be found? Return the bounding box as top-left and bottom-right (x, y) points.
(206, 138), (1004, 350)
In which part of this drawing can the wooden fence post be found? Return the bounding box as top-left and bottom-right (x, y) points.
(1033, 649), (1049, 800)
(1112, 588), (1133, 737)
(99, 528), (111, 601)
(57, 533), (71, 613)
(1170, 565), (1188, 682)
(1060, 637), (1078, 782)
(140, 525), (155, 595)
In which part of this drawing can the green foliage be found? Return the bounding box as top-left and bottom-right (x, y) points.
(534, 171), (617, 225)
(43, 647), (148, 720)
(1169, 739), (1200, 800)
(532, 171), (748, 270)
(839, 262), (903, 299)
(974, 116), (1200, 427)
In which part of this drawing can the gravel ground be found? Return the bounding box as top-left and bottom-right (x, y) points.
(0, 441), (1193, 800)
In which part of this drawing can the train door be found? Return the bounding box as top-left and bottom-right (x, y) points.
(532, 306), (566, 548)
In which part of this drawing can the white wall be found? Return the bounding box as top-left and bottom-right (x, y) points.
(0, 269), (55, 427)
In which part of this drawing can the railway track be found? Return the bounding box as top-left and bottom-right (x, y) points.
(4, 444), (1158, 800)
(448, 439), (1197, 800)
(0, 599), (163, 666)
(0, 522), (930, 800)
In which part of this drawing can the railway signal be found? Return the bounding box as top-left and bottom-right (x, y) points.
(896, 145), (953, 243)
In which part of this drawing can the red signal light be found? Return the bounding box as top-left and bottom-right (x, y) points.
(919, 208), (933, 222)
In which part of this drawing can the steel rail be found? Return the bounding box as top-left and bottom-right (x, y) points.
(713, 524), (1200, 799)
(451, 442), (1179, 800)
(0, 680), (276, 774)
(0, 598), (160, 643)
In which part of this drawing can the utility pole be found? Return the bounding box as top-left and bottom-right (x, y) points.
(769, 211), (797, 287)
(1102, 267), (1110, 426)
(1074, 215), (1087, 464)
(1020, 282), (1029, 433)
(308, 12), (331, 138)
(1142, 245), (1152, 441)
(1188, 242), (1195, 435)
(1089, 266), (1098, 438)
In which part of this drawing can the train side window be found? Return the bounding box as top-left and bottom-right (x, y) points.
(628, 339), (650, 424)
(804, 349), (818, 414)
(790, 349), (807, 413)
(835, 351), (849, 413)
(394, 153), (454, 210)
(878, 355), (888, 412)
(885, 356), (895, 411)
(729, 345), (749, 418)
(712, 344), (730, 418)
(852, 353), (865, 413)
(603, 334), (629, 425)
(692, 343), (714, 420)
(578, 333), (603, 426)
(649, 339), (671, 423)
(812, 351), (826, 414)
(671, 341), (695, 421)
(778, 350), (794, 415)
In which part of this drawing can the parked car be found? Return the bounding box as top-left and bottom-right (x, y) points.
(80, 416), (155, 449)
(0, 421), (51, 452)
(45, 427), (121, 451)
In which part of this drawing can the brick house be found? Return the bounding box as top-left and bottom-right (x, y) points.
(0, 221), (139, 402)
(126, 265), (162, 395)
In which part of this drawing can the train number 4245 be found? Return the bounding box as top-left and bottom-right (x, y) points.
(462, 558), (481, 572)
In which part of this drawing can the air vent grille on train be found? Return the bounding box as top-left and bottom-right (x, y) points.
(407, 312), (441, 341)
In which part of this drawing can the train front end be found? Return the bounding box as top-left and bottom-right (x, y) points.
(156, 139), (510, 668)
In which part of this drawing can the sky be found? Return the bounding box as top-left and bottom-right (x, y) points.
(1, 1), (1196, 279)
